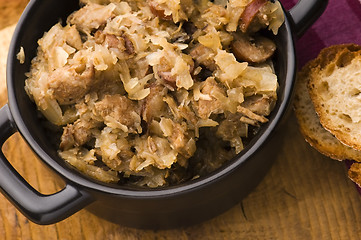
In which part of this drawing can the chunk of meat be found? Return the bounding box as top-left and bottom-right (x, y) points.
(153, 57), (175, 88)
(158, 71), (177, 88)
(154, 55), (194, 90)
(189, 44), (217, 71)
(60, 119), (99, 150)
(178, 105), (198, 126)
(60, 126), (76, 150)
(168, 122), (196, 158)
(239, 0), (268, 33)
(241, 94), (276, 116)
(98, 138), (134, 171)
(47, 64), (95, 105)
(95, 31), (125, 49)
(231, 33), (276, 63)
(216, 113), (248, 141)
(94, 31), (135, 59)
(147, 0), (172, 20)
(67, 3), (116, 33)
(95, 94), (141, 129)
(154, 58), (176, 89)
(141, 85), (168, 122)
(194, 77), (226, 119)
(123, 34), (135, 55)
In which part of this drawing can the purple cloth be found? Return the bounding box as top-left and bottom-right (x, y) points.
(281, 0), (361, 68)
(281, 0), (361, 193)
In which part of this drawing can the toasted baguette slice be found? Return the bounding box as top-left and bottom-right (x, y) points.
(294, 59), (361, 162)
(307, 44), (361, 151)
(348, 162), (361, 188)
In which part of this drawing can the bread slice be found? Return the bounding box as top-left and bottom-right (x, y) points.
(307, 44), (361, 151)
(294, 59), (361, 162)
(348, 162), (361, 188)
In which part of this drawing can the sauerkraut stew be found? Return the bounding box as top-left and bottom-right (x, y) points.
(24, 0), (284, 187)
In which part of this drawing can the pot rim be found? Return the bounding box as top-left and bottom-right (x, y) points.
(6, 0), (296, 198)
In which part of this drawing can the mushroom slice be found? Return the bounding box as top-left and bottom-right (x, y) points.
(231, 33), (276, 63)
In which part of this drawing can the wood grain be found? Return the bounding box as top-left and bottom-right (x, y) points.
(1, 3), (361, 239)
(0, 0), (29, 30)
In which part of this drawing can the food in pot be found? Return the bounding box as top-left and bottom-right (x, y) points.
(24, 0), (284, 187)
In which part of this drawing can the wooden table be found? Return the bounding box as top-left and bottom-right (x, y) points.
(1, 3), (361, 239)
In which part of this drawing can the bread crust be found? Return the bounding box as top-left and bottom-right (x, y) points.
(306, 44), (361, 151)
(348, 162), (361, 188)
(294, 58), (361, 162)
(294, 44), (361, 187)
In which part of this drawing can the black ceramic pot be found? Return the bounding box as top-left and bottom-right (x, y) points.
(0, 0), (327, 229)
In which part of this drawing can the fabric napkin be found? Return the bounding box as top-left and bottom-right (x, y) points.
(281, 0), (361, 192)
(281, 0), (361, 68)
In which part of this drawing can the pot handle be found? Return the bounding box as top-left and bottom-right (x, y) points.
(0, 104), (93, 224)
(288, 0), (328, 38)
